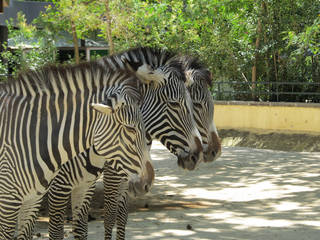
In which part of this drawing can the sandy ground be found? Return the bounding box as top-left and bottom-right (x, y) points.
(33, 141), (320, 240)
(219, 129), (320, 152)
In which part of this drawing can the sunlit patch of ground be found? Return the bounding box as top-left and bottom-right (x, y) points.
(33, 141), (320, 240)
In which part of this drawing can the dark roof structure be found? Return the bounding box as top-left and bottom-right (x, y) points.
(0, 0), (108, 62)
(0, 0), (53, 26)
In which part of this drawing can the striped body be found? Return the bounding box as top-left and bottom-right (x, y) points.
(0, 62), (153, 240)
(102, 54), (223, 240)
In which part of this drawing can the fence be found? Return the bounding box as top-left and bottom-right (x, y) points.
(0, 74), (9, 81)
(212, 81), (320, 103)
(2, 75), (320, 103)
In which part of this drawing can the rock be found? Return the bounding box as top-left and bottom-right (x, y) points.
(186, 224), (193, 230)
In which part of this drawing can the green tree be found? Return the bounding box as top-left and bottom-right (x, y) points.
(0, 12), (56, 78)
(39, 0), (100, 63)
(3, 0), (319, 102)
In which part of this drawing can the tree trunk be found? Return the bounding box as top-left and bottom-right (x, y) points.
(104, 0), (114, 55)
(0, 26), (8, 53)
(71, 21), (80, 64)
(251, 18), (262, 101)
(70, 0), (80, 64)
(0, 26), (8, 73)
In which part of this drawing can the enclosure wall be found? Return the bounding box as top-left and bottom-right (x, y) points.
(214, 101), (320, 134)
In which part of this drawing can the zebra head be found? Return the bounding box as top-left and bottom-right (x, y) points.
(91, 76), (154, 195)
(181, 56), (222, 162)
(125, 57), (203, 170)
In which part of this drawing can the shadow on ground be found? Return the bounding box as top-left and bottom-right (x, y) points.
(34, 142), (320, 240)
(219, 129), (320, 152)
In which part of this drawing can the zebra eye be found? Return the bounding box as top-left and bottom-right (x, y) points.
(167, 101), (180, 109)
(124, 125), (136, 134)
(193, 102), (203, 109)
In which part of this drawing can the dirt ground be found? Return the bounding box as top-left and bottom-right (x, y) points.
(219, 129), (320, 152)
(33, 134), (320, 239)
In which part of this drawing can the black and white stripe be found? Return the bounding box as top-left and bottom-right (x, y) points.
(0, 62), (153, 240)
(179, 56), (222, 162)
(101, 53), (223, 240)
(48, 47), (205, 240)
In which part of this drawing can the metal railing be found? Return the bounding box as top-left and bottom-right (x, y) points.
(212, 81), (320, 103)
(1, 75), (320, 103)
(0, 74), (10, 81)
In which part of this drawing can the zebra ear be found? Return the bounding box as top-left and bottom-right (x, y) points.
(91, 103), (113, 114)
(122, 57), (165, 86)
(137, 65), (166, 86)
(185, 70), (195, 87)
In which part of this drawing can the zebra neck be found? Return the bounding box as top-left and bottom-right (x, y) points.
(87, 146), (105, 173)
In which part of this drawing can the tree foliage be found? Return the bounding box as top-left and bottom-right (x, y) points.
(0, 12), (56, 77)
(2, 0), (319, 101)
(38, 0), (101, 63)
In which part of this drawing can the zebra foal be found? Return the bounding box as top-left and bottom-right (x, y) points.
(0, 62), (154, 240)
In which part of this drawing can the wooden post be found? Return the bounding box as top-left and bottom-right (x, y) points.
(0, 26), (8, 52)
(0, 25), (8, 73)
(0, 0), (9, 13)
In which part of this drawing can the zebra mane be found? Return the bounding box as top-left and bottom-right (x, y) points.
(179, 56), (213, 88)
(115, 46), (176, 68)
(99, 46), (186, 85)
(1, 61), (139, 97)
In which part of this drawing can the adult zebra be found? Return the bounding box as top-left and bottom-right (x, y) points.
(0, 62), (154, 240)
(48, 47), (204, 240)
(179, 55), (221, 162)
(102, 53), (222, 239)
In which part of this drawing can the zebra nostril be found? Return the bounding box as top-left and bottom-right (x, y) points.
(144, 184), (149, 192)
(212, 150), (216, 157)
(191, 155), (197, 164)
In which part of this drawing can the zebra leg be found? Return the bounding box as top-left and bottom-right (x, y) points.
(16, 196), (42, 240)
(0, 194), (20, 240)
(48, 179), (73, 240)
(115, 192), (129, 240)
(71, 182), (96, 240)
(104, 167), (128, 240)
(104, 186), (119, 240)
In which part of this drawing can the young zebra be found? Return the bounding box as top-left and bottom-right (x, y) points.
(47, 47), (204, 240)
(102, 53), (222, 240)
(0, 62), (154, 240)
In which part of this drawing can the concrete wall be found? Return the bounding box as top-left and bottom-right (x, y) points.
(214, 101), (320, 134)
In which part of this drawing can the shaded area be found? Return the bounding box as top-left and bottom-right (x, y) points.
(33, 142), (320, 240)
(220, 129), (320, 152)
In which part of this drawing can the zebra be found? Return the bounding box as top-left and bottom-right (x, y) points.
(101, 53), (223, 240)
(100, 47), (204, 169)
(179, 55), (222, 162)
(47, 47), (204, 240)
(0, 62), (154, 240)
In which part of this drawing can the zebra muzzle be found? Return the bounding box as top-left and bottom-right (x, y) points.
(128, 161), (154, 196)
(203, 131), (222, 163)
(177, 151), (201, 170)
(177, 136), (203, 170)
